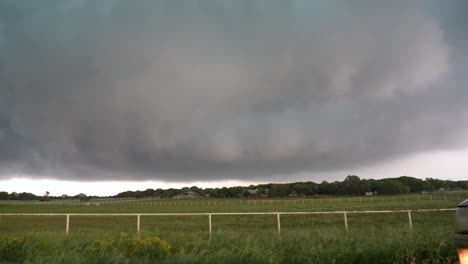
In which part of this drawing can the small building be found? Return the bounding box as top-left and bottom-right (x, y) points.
(181, 191), (197, 198)
(243, 189), (258, 198)
(288, 191), (305, 197)
(174, 191), (198, 199)
(365, 192), (374, 196)
(243, 189), (269, 198)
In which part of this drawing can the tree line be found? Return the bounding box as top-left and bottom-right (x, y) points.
(108, 176), (468, 198)
(1, 176), (467, 201)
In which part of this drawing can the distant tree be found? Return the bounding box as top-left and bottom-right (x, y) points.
(270, 184), (290, 197)
(379, 180), (410, 195)
(228, 186), (245, 198)
(162, 189), (178, 198)
(74, 193), (88, 201)
(18, 192), (38, 200)
(189, 186), (202, 194)
(318, 181), (338, 195)
(133, 191), (145, 199)
(143, 188), (156, 197)
(426, 178), (448, 191)
(42, 191), (51, 201)
(104, 176), (464, 199)
(397, 176), (426, 192)
(220, 187), (231, 198)
(115, 191), (135, 198)
(446, 180), (459, 191)
(79, 193), (90, 201)
(10, 192), (19, 200)
(456, 181), (468, 190)
(0, 191), (9, 200)
(342, 175), (362, 195)
(290, 183), (313, 196)
(256, 187), (266, 195)
(368, 179), (380, 193)
(307, 182), (319, 195)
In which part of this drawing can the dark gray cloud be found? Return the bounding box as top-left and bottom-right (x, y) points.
(0, 1), (467, 181)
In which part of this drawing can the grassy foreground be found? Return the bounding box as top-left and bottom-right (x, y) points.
(0, 198), (463, 263)
(0, 228), (458, 264)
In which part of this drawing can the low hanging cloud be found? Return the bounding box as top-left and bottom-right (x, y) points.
(0, 1), (467, 181)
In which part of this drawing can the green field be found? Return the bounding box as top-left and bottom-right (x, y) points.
(0, 196), (465, 263)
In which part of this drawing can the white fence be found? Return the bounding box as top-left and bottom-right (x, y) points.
(0, 208), (456, 236)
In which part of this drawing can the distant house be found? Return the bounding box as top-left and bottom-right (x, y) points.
(174, 191), (198, 199)
(247, 189), (257, 195)
(181, 191), (197, 198)
(288, 191), (305, 197)
(365, 192), (374, 196)
(243, 189), (269, 198)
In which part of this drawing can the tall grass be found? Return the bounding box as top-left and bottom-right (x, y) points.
(0, 226), (459, 263)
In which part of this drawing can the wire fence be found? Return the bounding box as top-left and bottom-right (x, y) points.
(0, 208), (456, 236)
(0, 193), (467, 207)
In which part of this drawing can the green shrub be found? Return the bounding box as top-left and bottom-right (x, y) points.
(85, 239), (114, 255)
(118, 233), (174, 260)
(0, 236), (27, 263)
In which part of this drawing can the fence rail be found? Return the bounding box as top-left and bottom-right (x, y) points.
(0, 208), (456, 236)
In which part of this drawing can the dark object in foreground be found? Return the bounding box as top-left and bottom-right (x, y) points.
(456, 199), (468, 263)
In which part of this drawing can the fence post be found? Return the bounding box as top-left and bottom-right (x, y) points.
(344, 212), (348, 232)
(66, 214), (70, 235)
(137, 214), (140, 237)
(407, 211), (413, 230)
(208, 214), (212, 238)
(277, 213), (281, 234)
(444, 194), (447, 201)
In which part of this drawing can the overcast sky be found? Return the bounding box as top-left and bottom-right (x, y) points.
(0, 1), (467, 195)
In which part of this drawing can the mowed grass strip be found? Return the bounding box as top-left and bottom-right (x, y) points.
(280, 214), (346, 231)
(141, 215), (208, 234)
(69, 215), (136, 234)
(0, 215), (66, 233)
(211, 215), (278, 232)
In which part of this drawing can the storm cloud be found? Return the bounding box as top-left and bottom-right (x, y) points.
(0, 1), (467, 181)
